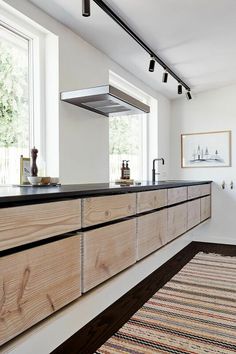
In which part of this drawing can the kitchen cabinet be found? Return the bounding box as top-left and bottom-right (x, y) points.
(137, 189), (167, 213)
(137, 209), (167, 260)
(167, 203), (187, 241)
(0, 236), (81, 346)
(201, 196), (211, 221)
(0, 199), (81, 251)
(82, 219), (136, 292)
(167, 187), (187, 205)
(82, 194), (136, 227)
(0, 181), (212, 346)
(188, 184), (211, 200)
(187, 199), (201, 229)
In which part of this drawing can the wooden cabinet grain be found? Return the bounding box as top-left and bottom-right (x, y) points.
(188, 184), (211, 200)
(137, 189), (167, 213)
(167, 203), (187, 241)
(0, 200), (81, 251)
(187, 199), (201, 230)
(137, 209), (167, 260)
(82, 194), (136, 227)
(201, 196), (211, 221)
(167, 187), (187, 205)
(0, 236), (81, 346)
(82, 219), (136, 292)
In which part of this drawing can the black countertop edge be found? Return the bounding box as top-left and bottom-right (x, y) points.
(0, 180), (212, 206)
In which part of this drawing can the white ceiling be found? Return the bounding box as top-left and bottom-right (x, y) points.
(29, 0), (236, 99)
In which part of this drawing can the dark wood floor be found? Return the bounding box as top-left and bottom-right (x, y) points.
(52, 241), (236, 354)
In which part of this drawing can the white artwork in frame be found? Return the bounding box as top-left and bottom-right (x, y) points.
(181, 131), (231, 168)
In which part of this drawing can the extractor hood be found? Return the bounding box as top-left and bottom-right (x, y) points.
(60, 85), (150, 117)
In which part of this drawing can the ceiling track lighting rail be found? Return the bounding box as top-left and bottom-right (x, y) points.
(86, 0), (191, 94)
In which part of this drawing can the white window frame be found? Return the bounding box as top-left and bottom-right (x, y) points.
(109, 71), (157, 181)
(0, 2), (47, 168)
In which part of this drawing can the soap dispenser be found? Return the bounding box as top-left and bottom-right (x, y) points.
(125, 160), (130, 180)
(121, 160), (125, 179)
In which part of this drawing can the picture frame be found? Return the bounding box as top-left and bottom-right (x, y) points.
(181, 130), (231, 168)
(20, 156), (31, 184)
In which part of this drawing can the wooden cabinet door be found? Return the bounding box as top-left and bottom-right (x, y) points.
(0, 199), (81, 251)
(167, 203), (187, 242)
(201, 196), (211, 221)
(167, 187), (187, 205)
(82, 194), (136, 227)
(82, 219), (136, 292)
(137, 209), (167, 260)
(200, 184), (211, 196)
(188, 185), (201, 200)
(137, 189), (167, 213)
(187, 199), (201, 230)
(0, 236), (81, 346)
(188, 184), (211, 200)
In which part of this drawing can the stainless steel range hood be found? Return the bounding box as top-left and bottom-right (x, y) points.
(60, 85), (150, 117)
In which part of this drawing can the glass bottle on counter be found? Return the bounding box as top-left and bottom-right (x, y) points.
(121, 160), (125, 179)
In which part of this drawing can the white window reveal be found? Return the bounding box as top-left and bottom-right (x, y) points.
(109, 71), (157, 182)
(0, 23), (31, 184)
(0, 2), (59, 184)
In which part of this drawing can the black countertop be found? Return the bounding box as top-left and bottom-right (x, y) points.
(0, 180), (212, 206)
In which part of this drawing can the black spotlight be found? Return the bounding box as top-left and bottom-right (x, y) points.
(82, 0), (91, 17)
(178, 84), (182, 95)
(186, 91), (192, 100)
(162, 71), (168, 83)
(149, 57), (155, 72)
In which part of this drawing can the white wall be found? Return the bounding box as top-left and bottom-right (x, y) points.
(3, 0), (171, 184)
(170, 84), (236, 242)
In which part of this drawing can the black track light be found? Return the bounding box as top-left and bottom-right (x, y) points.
(149, 57), (155, 72)
(186, 91), (192, 100)
(162, 70), (168, 83)
(178, 84), (182, 95)
(82, 0), (91, 17)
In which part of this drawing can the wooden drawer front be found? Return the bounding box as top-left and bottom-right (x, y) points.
(167, 204), (187, 242)
(200, 184), (211, 196)
(201, 196), (211, 221)
(137, 189), (167, 213)
(0, 236), (81, 346)
(137, 210), (167, 260)
(82, 219), (136, 292)
(0, 200), (81, 252)
(188, 184), (211, 200)
(187, 199), (201, 230)
(167, 187), (187, 205)
(82, 194), (136, 227)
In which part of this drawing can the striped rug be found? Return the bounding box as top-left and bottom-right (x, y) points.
(95, 252), (236, 354)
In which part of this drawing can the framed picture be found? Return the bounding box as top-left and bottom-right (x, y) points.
(181, 130), (231, 168)
(20, 156), (31, 184)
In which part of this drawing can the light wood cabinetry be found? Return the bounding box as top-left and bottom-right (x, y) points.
(82, 194), (136, 227)
(201, 196), (211, 221)
(137, 209), (167, 260)
(137, 189), (167, 213)
(188, 184), (211, 200)
(0, 236), (81, 346)
(187, 199), (201, 230)
(0, 182), (212, 346)
(167, 187), (187, 205)
(82, 219), (136, 292)
(0, 200), (81, 251)
(167, 203), (187, 242)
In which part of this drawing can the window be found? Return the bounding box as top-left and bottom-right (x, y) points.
(0, 23), (31, 184)
(109, 72), (155, 182)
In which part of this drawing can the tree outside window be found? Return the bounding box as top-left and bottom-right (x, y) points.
(0, 25), (30, 184)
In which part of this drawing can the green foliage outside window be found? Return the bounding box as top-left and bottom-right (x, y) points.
(109, 116), (141, 154)
(0, 41), (29, 148)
